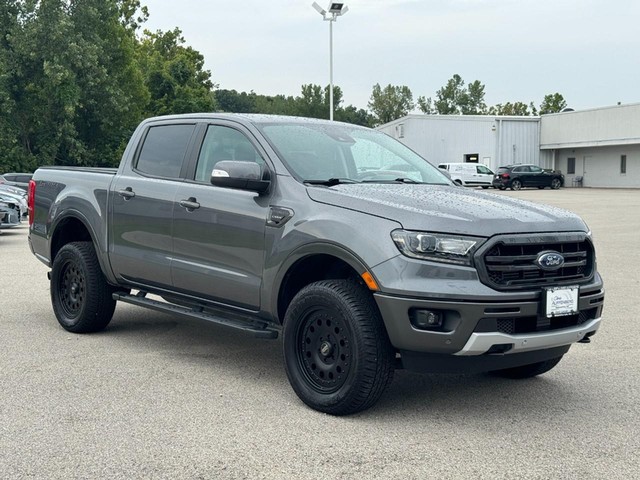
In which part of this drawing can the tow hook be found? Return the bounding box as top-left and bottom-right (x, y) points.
(578, 332), (595, 344)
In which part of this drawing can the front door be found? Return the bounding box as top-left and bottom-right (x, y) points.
(170, 123), (270, 310)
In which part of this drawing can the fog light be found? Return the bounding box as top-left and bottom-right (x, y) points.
(412, 309), (443, 330)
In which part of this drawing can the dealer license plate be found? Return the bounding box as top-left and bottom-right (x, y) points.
(544, 286), (579, 317)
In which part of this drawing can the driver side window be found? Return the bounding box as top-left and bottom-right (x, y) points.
(195, 125), (264, 183)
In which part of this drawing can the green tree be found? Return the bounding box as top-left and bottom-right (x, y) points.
(420, 74), (487, 115)
(464, 80), (488, 115)
(416, 96), (435, 114)
(368, 83), (414, 125)
(137, 27), (216, 116)
(539, 93), (567, 114)
(334, 105), (374, 127)
(215, 89), (257, 113)
(0, 0), (150, 169)
(488, 101), (537, 116)
(253, 93), (297, 116)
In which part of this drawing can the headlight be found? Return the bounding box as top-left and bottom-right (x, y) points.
(391, 230), (485, 266)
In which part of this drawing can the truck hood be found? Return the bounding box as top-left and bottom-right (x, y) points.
(307, 184), (586, 236)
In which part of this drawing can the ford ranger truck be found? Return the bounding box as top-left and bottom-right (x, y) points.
(28, 114), (605, 415)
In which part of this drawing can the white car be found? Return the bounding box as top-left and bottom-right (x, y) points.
(438, 162), (494, 188)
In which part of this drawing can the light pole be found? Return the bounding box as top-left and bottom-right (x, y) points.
(311, 2), (348, 121)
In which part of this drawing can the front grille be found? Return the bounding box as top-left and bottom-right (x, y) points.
(477, 234), (594, 290)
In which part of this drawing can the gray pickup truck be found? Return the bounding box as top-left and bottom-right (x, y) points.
(28, 114), (605, 415)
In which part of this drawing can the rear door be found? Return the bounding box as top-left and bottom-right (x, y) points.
(170, 122), (271, 310)
(109, 122), (197, 288)
(512, 165), (530, 186)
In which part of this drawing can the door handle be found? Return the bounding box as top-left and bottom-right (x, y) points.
(118, 187), (135, 199)
(179, 197), (200, 211)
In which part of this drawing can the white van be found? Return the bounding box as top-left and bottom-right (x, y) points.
(438, 163), (494, 188)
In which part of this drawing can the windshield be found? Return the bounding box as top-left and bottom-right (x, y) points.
(257, 122), (451, 185)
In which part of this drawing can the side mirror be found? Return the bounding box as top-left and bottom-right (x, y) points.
(210, 161), (270, 194)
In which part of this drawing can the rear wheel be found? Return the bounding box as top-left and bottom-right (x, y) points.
(50, 241), (116, 333)
(283, 280), (395, 415)
(490, 356), (563, 379)
(551, 178), (562, 189)
(511, 179), (522, 190)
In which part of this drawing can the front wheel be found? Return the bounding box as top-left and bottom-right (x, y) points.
(283, 280), (395, 415)
(50, 241), (116, 333)
(489, 356), (563, 379)
(510, 179), (522, 190)
(551, 178), (562, 189)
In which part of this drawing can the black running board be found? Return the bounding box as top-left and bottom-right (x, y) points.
(112, 291), (279, 339)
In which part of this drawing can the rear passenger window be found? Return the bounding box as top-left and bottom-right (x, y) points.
(136, 124), (195, 178)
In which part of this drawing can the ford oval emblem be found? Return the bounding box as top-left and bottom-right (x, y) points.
(536, 251), (565, 271)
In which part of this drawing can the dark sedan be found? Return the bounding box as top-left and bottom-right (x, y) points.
(492, 164), (564, 190)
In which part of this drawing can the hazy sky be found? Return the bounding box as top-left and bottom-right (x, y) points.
(142, 0), (640, 112)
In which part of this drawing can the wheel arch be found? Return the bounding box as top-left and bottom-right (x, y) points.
(273, 244), (374, 324)
(49, 211), (115, 284)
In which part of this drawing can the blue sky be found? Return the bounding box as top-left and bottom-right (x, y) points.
(142, 0), (640, 112)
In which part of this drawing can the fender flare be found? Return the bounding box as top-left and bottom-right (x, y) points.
(49, 209), (116, 284)
(267, 242), (373, 321)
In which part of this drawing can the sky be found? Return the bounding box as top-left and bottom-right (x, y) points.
(141, 0), (640, 112)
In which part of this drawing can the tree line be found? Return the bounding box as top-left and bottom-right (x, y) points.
(368, 75), (567, 125)
(0, 1), (568, 172)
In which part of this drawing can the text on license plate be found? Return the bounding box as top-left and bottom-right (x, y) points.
(545, 286), (579, 317)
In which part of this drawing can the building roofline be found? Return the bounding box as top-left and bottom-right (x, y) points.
(378, 114), (540, 129)
(541, 102), (640, 117)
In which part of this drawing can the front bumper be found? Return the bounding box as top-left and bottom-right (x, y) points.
(374, 285), (604, 357)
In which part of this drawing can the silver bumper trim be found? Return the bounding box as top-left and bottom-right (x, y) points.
(454, 317), (602, 356)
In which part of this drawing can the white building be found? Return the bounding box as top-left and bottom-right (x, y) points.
(540, 103), (640, 188)
(377, 114), (549, 173)
(379, 103), (640, 188)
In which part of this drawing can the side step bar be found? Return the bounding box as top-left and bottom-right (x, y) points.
(113, 291), (279, 339)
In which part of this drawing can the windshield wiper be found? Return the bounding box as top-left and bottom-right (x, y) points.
(303, 178), (360, 187)
(361, 177), (425, 184)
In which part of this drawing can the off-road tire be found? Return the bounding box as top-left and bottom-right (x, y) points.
(50, 241), (116, 333)
(490, 356), (563, 379)
(283, 280), (395, 415)
(511, 179), (522, 191)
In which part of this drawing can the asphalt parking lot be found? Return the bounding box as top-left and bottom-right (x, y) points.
(1, 188), (639, 479)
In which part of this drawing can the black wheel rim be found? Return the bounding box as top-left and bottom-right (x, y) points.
(296, 307), (352, 393)
(59, 260), (85, 319)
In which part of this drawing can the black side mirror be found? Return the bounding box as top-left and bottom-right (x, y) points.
(210, 161), (270, 194)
